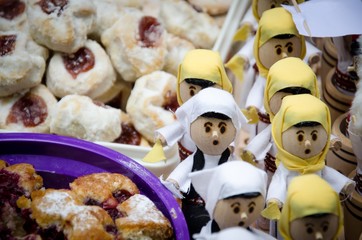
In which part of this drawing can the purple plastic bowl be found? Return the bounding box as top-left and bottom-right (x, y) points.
(0, 132), (189, 240)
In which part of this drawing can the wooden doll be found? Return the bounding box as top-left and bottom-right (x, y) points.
(262, 94), (355, 220)
(242, 57), (320, 182)
(242, 7), (306, 141)
(189, 160), (274, 240)
(279, 174), (343, 240)
(155, 49), (233, 161)
(162, 87), (246, 237)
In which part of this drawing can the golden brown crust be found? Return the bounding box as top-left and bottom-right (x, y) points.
(5, 163), (43, 195)
(30, 189), (115, 240)
(116, 194), (173, 240)
(70, 172), (140, 204)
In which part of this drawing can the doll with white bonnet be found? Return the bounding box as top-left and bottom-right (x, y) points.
(279, 174), (344, 240)
(241, 7), (306, 141)
(162, 87), (246, 237)
(189, 160), (275, 239)
(155, 49), (233, 161)
(262, 94), (355, 221)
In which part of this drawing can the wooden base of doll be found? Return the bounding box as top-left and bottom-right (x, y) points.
(322, 68), (354, 123)
(326, 113), (357, 176)
(320, 38), (337, 92)
(342, 170), (362, 240)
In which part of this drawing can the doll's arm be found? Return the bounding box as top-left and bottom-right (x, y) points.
(243, 125), (273, 162)
(329, 134), (342, 151)
(322, 166), (356, 196)
(155, 120), (184, 147)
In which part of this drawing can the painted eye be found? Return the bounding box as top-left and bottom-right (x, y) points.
(248, 206), (254, 213)
(312, 133), (318, 141)
(205, 126), (211, 133)
(233, 207), (240, 214)
(220, 126), (226, 134)
(276, 47), (282, 55)
(287, 45), (293, 53)
(307, 227), (313, 234)
(189, 89), (195, 96)
(297, 134), (304, 142)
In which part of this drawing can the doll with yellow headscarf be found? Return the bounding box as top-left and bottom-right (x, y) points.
(153, 49), (233, 161)
(240, 7), (306, 143)
(242, 57), (319, 182)
(226, 0), (321, 111)
(279, 174), (344, 240)
(262, 94), (355, 221)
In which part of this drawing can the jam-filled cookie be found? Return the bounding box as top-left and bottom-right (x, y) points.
(27, 0), (96, 53)
(116, 194), (173, 240)
(188, 0), (232, 16)
(0, 30), (47, 97)
(0, 0), (28, 31)
(46, 39), (117, 100)
(0, 84), (57, 133)
(50, 94), (122, 142)
(163, 33), (195, 77)
(101, 8), (167, 82)
(159, 0), (219, 49)
(126, 70), (178, 143)
(70, 172), (139, 221)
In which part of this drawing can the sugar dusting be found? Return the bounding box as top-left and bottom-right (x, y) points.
(123, 194), (166, 224)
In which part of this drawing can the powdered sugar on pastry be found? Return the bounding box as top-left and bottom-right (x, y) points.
(46, 39), (116, 100)
(27, 0), (96, 53)
(50, 95), (122, 142)
(101, 8), (167, 82)
(116, 194), (173, 240)
(0, 84), (57, 133)
(126, 71), (178, 143)
(163, 33), (195, 76)
(188, 0), (232, 16)
(159, 0), (219, 49)
(0, 30), (47, 97)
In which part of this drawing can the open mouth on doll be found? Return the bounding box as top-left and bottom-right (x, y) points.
(238, 221), (245, 227)
(213, 140), (219, 145)
(305, 149), (311, 154)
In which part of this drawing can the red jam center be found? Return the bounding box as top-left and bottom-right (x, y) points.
(62, 47), (95, 79)
(36, 0), (68, 16)
(138, 16), (163, 48)
(162, 90), (179, 113)
(0, 34), (16, 56)
(0, 0), (25, 20)
(114, 123), (141, 146)
(6, 93), (48, 127)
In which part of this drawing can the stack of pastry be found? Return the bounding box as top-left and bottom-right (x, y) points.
(1, 160), (174, 240)
(0, 0), (231, 147)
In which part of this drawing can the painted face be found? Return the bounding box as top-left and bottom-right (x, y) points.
(290, 214), (339, 240)
(179, 81), (222, 104)
(282, 125), (328, 159)
(190, 116), (236, 155)
(256, 0), (292, 19)
(258, 36), (303, 70)
(213, 195), (265, 230)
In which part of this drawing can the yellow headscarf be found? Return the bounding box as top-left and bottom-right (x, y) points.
(279, 174), (343, 240)
(272, 94), (331, 174)
(253, 7), (306, 78)
(176, 49), (233, 105)
(252, 0), (305, 21)
(264, 57), (320, 121)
